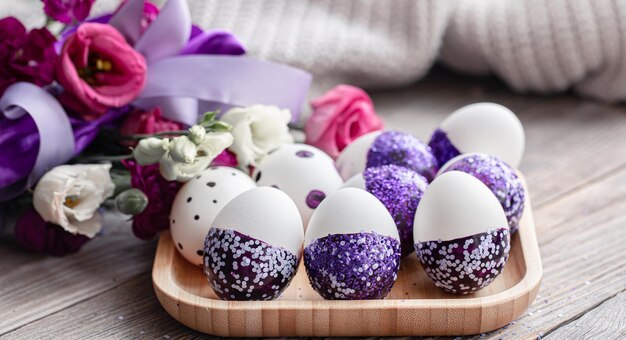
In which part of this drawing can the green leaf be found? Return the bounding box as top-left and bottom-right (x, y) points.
(200, 111), (218, 124)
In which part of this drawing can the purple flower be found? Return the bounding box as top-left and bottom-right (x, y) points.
(122, 159), (182, 240)
(43, 0), (95, 24)
(0, 17), (57, 95)
(14, 209), (90, 256)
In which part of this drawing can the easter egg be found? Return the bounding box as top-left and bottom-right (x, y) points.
(428, 102), (525, 168)
(170, 166), (256, 265)
(413, 171), (510, 295)
(439, 153), (525, 233)
(252, 143), (343, 229)
(203, 187), (303, 300)
(303, 188), (401, 300)
(335, 131), (438, 182)
(343, 165), (428, 257)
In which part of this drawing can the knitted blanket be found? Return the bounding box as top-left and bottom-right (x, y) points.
(4, 0), (626, 102)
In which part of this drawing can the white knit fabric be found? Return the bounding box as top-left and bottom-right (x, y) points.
(3, 0), (626, 102)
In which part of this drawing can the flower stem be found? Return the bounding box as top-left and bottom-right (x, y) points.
(74, 154), (134, 163)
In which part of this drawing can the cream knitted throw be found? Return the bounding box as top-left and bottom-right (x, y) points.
(4, 0), (626, 101)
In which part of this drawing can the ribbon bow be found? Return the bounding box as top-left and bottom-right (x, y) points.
(0, 0), (312, 202)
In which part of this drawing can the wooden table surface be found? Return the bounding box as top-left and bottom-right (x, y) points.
(1, 69), (625, 339)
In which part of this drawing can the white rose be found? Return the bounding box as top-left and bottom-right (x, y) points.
(221, 105), (294, 167)
(33, 164), (115, 238)
(159, 132), (234, 182)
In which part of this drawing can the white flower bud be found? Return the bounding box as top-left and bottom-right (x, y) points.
(168, 136), (197, 164)
(188, 125), (206, 145)
(133, 137), (169, 165)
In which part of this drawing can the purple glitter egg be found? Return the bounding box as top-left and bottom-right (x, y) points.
(203, 228), (299, 301)
(415, 228), (510, 295)
(441, 154), (525, 233)
(427, 128), (461, 167)
(303, 232), (401, 300)
(366, 131), (439, 182)
(363, 165), (428, 257)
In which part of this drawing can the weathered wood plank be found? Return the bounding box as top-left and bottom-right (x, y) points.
(480, 168), (626, 339)
(1, 274), (201, 339)
(0, 214), (156, 335)
(546, 292), (626, 339)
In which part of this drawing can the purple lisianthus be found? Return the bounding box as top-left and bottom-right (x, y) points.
(14, 209), (91, 256)
(43, 0), (95, 24)
(0, 17), (57, 95)
(122, 159), (182, 240)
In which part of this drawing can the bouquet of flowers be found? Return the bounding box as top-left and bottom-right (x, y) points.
(0, 0), (384, 256)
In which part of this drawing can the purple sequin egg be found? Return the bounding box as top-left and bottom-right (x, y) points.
(413, 172), (511, 294)
(344, 165), (429, 257)
(440, 153), (525, 233)
(304, 188), (402, 300)
(335, 131), (439, 183)
(367, 131), (439, 182)
(427, 103), (525, 168)
(202, 187), (304, 300)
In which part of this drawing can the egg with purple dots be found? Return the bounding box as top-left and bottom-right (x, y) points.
(303, 188), (401, 300)
(343, 165), (429, 257)
(335, 131), (439, 182)
(413, 171), (511, 295)
(428, 102), (525, 168)
(439, 153), (525, 233)
(252, 143), (343, 229)
(203, 187), (304, 301)
(170, 166), (257, 266)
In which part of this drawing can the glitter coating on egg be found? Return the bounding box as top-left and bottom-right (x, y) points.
(252, 143), (343, 229)
(204, 228), (298, 300)
(366, 131), (438, 182)
(335, 131), (438, 182)
(343, 165), (429, 257)
(415, 228), (510, 295)
(413, 171), (510, 295)
(428, 102), (525, 167)
(170, 166), (256, 266)
(304, 232), (401, 299)
(304, 188), (401, 300)
(440, 153), (525, 233)
(203, 187), (304, 301)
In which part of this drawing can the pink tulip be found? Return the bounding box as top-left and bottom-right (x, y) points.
(305, 85), (384, 159)
(56, 23), (147, 120)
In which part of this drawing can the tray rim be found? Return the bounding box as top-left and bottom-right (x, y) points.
(152, 179), (543, 335)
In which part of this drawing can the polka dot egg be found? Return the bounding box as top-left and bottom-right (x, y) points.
(203, 187), (304, 300)
(170, 166), (256, 266)
(413, 171), (511, 295)
(252, 143), (343, 230)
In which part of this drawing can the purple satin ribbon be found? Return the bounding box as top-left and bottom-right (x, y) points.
(110, 0), (312, 125)
(0, 83), (75, 201)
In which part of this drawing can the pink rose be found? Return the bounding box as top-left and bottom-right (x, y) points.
(57, 23), (147, 120)
(119, 107), (184, 147)
(305, 85), (384, 159)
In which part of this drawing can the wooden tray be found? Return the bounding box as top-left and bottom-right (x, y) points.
(152, 186), (542, 337)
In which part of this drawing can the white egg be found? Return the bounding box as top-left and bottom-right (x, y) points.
(303, 188), (401, 299)
(210, 187), (304, 255)
(413, 171), (511, 295)
(170, 166), (256, 265)
(334, 131), (381, 181)
(203, 187), (303, 300)
(305, 188), (399, 247)
(252, 143), (343, 229)
(436, 102), (525, 167)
